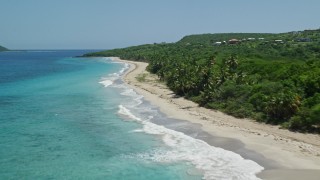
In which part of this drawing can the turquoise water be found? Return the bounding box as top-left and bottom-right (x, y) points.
(0, 51), (199, 179)
(0, 50), (263, 180)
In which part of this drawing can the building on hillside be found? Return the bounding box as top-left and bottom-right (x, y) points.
(213, 42), (222, 46)
(292, 31), (301, 35)
(274, 40), (284, 43)
(228, 39), (240, 44)
(295, 38), (312, 42)
(247, 38), (256, 41)
(258, 38), (265, 40)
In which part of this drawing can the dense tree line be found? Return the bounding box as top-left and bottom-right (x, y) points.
(84, 29), (320, 133)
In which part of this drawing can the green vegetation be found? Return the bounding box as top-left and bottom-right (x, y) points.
(84, 29), (320, 133)
(136, 73), (148, 82)
(0, 45), (8, 51)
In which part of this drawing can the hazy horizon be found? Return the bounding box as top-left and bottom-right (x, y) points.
(1, 0), (319, 50)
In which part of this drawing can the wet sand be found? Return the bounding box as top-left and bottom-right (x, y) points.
(112, 57), (320, 179)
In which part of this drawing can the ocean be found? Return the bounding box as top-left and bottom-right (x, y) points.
(0, 50), (263, 180)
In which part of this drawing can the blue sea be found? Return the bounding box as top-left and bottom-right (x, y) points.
(0, 50), (263, 180)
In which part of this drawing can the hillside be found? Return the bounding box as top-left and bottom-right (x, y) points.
(0, 45), (8, 51)
(177, 33), (274, 45)
(84, 29), (320, 133)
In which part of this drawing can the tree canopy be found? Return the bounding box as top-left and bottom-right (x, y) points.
(84, 29), (320, 133)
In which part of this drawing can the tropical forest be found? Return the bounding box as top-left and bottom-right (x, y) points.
(84, 29), (320, 133)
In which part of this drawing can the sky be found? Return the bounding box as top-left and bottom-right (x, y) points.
(0, 0), (319, 50)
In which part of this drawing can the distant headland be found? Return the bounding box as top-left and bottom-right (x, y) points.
(0, 45), (8, 52)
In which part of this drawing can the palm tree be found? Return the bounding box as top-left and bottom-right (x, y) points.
(265, 91), (301, 120)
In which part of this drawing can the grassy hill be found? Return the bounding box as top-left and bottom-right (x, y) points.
(177, 33), (274, 45)
(86, 29), (320, 61)
(84, 29), (320, 133)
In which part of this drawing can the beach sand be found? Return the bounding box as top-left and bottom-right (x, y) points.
(112, 57), (320, 179)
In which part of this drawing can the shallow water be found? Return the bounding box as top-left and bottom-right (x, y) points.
(0, 50), (263, 179)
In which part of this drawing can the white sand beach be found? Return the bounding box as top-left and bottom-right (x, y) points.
(112, 57), (320, 180)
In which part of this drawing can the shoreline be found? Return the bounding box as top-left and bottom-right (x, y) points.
(112, 57), (320, 179)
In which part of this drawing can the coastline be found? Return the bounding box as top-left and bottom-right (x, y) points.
(112, 57), (320, 179)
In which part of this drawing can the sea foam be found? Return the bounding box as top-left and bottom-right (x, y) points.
(99, 60), (129, 88)
(104, 61), (264, 180)
(117, 105), (264, 180)
(99, 79), (113, 87)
